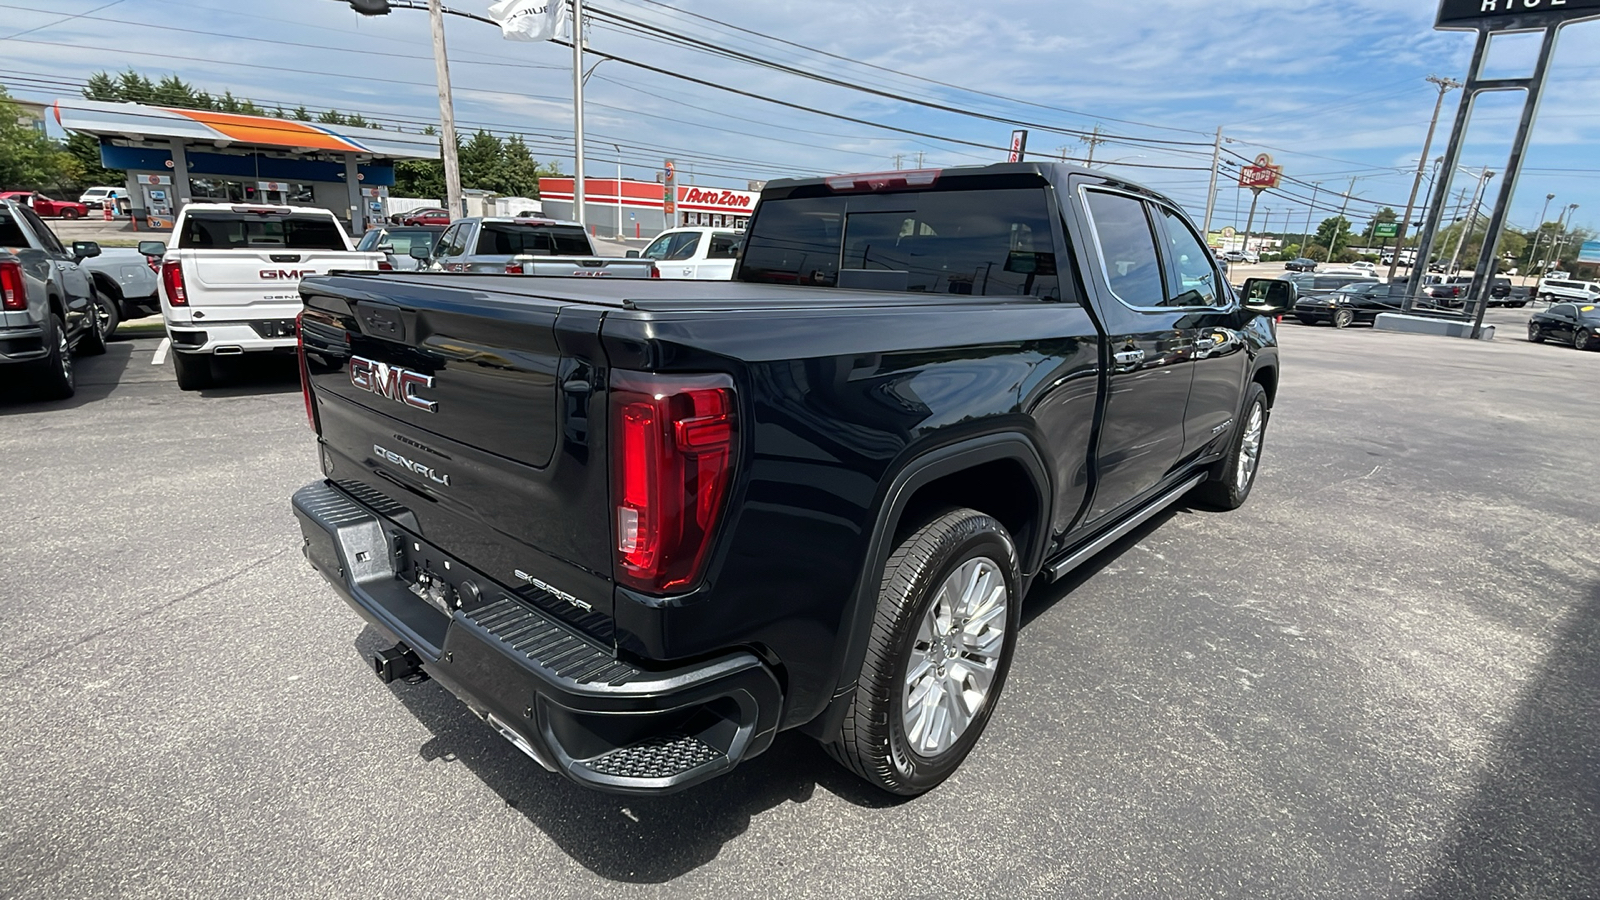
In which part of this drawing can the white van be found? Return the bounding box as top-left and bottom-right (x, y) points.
(1537, 278), (1600, 303)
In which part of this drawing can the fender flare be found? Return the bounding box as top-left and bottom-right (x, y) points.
(798, 431), (1052, 741)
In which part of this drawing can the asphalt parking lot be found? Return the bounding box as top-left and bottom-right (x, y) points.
(2, 309), (1597, 899)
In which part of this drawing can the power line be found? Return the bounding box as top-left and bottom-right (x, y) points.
(0, 0), (125, 41)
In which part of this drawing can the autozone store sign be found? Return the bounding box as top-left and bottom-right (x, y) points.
(680, 187), (754, 210)
(540, 178), (757, 215)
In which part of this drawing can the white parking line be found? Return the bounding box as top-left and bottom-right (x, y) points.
(152, 337), (170, 366)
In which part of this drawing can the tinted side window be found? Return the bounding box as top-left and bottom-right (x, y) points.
(707, 233), (740, 259)
(666, 234), (701, 261)
(1084, 190), (1164, 307)
(436, 224), (464, 257)
(1552, 304), (1574, 317)
(17, 207), (65, 255)
(1156, 206), (1220, 307)
(0, 210), (27, 247)
(180, 213), (346, 250)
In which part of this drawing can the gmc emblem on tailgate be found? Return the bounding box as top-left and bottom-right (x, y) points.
(260, 269), (315, 280)
(349, 355), (437, 413)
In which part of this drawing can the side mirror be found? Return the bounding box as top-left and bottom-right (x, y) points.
(1240, 277), (1296, 315)
(72, 241), (102, 260)
(137, 241), (166, 257)
(376, 243), (395, 254)
(625, 250), (640, 258)
(409, 244), (431, 261)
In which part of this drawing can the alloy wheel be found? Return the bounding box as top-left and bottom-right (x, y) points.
(1235, 399), (1265, 493)
(902, 556), (1008, 757)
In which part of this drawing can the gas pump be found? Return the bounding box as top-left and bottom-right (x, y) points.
(362, 186), (388, 226)
(136, 174), (174, 230)
(256, 181), (292, 205)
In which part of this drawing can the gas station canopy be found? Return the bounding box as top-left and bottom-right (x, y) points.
(52, 99), (441, 232)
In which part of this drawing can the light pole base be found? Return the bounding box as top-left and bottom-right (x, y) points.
(1373, 313), (1495, 341)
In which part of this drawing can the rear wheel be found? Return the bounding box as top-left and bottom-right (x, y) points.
(1528, 323), (1544, 343)
(1331, 308), (1355, 329)
(826, 509), (1020, 796)
(172, 351), (213, 391)
(31, 314), (75, 400)
(1192, 382), (1268, 511)
(77, 289), (115, 356)
(1577, 330), (1595, 352)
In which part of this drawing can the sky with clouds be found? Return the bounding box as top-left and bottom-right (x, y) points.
(3, 0), (1598, 237)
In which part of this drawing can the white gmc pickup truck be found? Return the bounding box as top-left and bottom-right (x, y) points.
(145, 203), (381, 390)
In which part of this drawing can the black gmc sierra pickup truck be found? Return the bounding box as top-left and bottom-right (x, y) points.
(291, 163), (1293, 797)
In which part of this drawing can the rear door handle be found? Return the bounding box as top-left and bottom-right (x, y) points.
(1112, 349), (1145, 371)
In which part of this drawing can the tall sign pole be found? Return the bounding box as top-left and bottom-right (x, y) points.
(1419, 0), (1600, 336)
(571, 0), (586, 225)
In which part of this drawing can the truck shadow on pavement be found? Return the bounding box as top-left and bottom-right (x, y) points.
(344, 508), (1191, 883)
(356, 626), (904, 884)
(193, 354), (302, 398)
(0, 338), (136, 414)
(1410, 581), (1600, 898)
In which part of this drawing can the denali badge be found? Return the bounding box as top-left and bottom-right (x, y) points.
(349, 355), (437, 412)
(513, 570), (593, 612)
(373, 443), (451, 487)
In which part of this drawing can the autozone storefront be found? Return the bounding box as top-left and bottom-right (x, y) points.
(538, 178), (756, 239)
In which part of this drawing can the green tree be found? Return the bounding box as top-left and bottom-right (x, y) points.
(292, 106), (312, 121)
(1314, 216), (1352, 254)
(458, 129), (504, 192)
(0, 89), (79, 190)
(394, 159), (443, 199)
(63, 131), (119, 187)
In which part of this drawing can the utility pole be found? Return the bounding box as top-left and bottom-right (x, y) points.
(1301, 182), (1322, 256)
(427, 0), (462, 219)
(1202, 126), (1223, 238)
(892, 153), (904, 170)
(1081, 124), (1107, 167)
(571, 0), (586, 224)
(915, 150), (925, 167)
(1551, 203), (1579, 269)
(1389, 75), (1461, 284)
(1524, 192), (1554, 286)
(1262, 208), (1273, 254)
(1448, 168), (1493, 275)
(1327, 177), (1358, 264)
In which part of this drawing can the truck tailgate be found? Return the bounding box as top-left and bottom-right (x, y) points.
(298, 274), (616, 640)
(185, 249), (381, 309)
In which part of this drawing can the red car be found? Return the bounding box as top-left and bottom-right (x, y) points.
(0, 191), (89, 219)
(400, 207), (451, 226)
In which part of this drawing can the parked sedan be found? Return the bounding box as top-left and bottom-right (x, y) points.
(1528, 303), (1600, 351)
(399, 207), (451, 227)
(1284, 257), (1318, 272)
(1293, 282), (1405, 328)
(356, 225), (445, 271)
(0, 191), (89, 219)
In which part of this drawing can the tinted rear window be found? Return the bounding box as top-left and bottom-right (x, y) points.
(0, 211), (28, 247)
(475, 222), (591, 256)
(179, 212), (347, 250)
(738, 187), (1062, 300)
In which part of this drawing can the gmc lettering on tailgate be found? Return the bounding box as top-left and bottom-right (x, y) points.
(260, 269), (315, 280)
(349, 355), (438, 412)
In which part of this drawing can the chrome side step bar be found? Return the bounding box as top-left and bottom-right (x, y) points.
(1048, 474), (1206, 581)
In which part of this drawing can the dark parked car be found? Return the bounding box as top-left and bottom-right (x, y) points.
(1528, 302), (1600, 350)
(1, 199), (113, 399)
(291, 162), (1290, 798)
(1284, 257), (1318, 272)
(1444, 275), (1520, 307)
(1293, 282), (1406, 327)
(1281, 272), (1379, 306)
(356, 225), (445, 271)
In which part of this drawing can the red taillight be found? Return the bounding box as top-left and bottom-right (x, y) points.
(0, 260), (24, 311)
(296, 311), (316, 430)
(824, 168), (940, 192)
(505, 262), (525, 274)
(611, 371), (737, 594)
(377, 260), (394, 271)
(161, 260), (188, 306)
(649, 263), (661, 279)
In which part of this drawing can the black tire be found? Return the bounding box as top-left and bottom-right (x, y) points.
(31, 314), (75, 400)
(1528, 324), (1544, 343)
(1191, 381), (1269, 511)
(60, 208), (81, 220)
(825, 509), (1021, 796)
(172, 350), (213, 391)
(1511, 301), (1527, 309)
(77, 289), (115, 356)
(1577, 330), (1595, 352)
(1331, 308), (1355, 329)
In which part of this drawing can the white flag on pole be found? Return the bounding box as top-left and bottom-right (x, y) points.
(487, 0), (569, 42)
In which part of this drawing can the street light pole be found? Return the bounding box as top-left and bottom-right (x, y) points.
(1388, 75), (1461, 283)
(1301, 181), (1321, 256)
(1448, 167), (1493, 276)
(1327, 176), (1358, 264)
(1202, 126), (1223, 238)
(571, 0), (586, 226)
